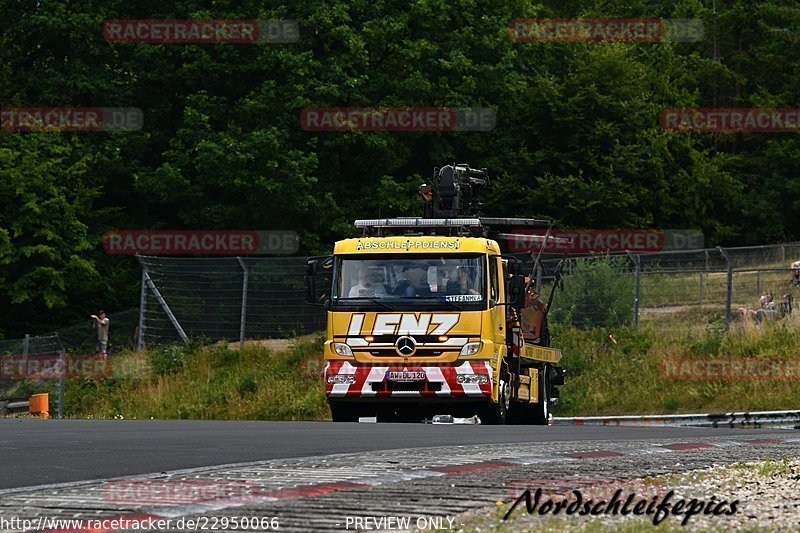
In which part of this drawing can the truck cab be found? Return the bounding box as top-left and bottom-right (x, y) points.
(305, 217), (565, 424)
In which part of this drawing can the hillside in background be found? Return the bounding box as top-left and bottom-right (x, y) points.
(3, 0), (800, 337)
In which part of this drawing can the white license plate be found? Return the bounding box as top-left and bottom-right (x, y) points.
(386, 370), (425, 382)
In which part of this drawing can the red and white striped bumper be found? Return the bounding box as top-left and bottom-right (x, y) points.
(324, 360), (494, 399)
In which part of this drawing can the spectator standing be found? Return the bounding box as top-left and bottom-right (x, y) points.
(91, 310), (110, 356)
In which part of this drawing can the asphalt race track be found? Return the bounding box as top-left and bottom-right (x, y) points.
(0, 419), (764, 489)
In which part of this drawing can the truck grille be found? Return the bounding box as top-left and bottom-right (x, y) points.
(367, 349), (444, 357)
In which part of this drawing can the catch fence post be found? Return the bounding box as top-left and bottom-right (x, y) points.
(718, 246), (733, 331)
(627, 252), (641, 329)
(237, 257), (248, 348)
(58, 346), (65, 419)
(22, 333), (29, 372)
(137, 258), (147, 352)
(699, 271), (704, 305)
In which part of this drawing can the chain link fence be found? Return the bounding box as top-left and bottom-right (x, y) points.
(0, 334), (65, 417)
(137, 256), (327, 347)
(135, 243), (800, 345)
(534, 243), (800, 333)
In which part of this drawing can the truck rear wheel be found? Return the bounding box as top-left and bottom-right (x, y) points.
(531, 366), (550, 425)
(329, 401), (360, 422)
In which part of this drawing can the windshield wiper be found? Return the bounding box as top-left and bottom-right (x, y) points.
(412, 296), (465, 310)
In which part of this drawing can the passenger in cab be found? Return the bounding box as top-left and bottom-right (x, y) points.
(348, 268), (385, 297)
(394, 266), (432, 297)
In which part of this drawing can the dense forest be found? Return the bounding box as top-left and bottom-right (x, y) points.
(2, 0), (800, 337)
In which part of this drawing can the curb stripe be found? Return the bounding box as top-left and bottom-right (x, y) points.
(565, 451), (627, 459)
(261, 481), (370, 499)
(430, 461), (513, 474)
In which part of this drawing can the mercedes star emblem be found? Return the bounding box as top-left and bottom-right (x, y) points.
(395, 336), (417, 356)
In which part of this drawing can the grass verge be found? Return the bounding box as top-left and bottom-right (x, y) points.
(64, 336), (327, 420)
(61, 320), (800, 420)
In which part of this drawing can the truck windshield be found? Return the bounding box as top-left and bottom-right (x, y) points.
(334, 254), (485, 305)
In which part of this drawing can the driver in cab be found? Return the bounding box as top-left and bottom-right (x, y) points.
(348, 268), (386, 297)
(446, 267), (479, 295)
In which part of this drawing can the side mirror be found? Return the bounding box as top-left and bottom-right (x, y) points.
(305, 259), (318, 276)
(305, 259), (318, 303)
(508, 273), (526, 309)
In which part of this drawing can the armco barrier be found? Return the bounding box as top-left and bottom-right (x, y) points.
(554, 409), (800, 428)
(0, 399), (30, 415)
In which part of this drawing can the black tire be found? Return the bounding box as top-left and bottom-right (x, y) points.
(478, 371), (510, 425)
(375, 405), (396, 423)
(531, 365), (550, 425)
(329, 401), (360, 422)
(375, 405), (423, 423)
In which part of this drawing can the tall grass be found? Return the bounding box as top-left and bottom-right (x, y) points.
(64, 322), (800, 420)
(65, 336), (328, 420)
(553, 318), (800, 416)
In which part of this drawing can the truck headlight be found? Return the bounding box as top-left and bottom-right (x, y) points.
(332, 342), (354, 357)
(456, 374), (489, 384)
(459, 342), (482, 356)
(327, 375), (356, 384)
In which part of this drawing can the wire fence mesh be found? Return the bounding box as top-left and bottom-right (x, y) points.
(135, 243), (800, 345)
(53, 309), (141, 355)
(0, 334), (65, 415)
(138, 256), (327, 347)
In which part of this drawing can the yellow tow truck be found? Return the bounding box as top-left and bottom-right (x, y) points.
(305, 164), (566, 423)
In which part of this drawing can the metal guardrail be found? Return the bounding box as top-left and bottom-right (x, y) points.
(554, 409), (800, 428)
(0, 399), (30, 415)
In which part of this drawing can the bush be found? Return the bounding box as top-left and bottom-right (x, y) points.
(550, 256), (634, 329)
(150, 345), (186, 376)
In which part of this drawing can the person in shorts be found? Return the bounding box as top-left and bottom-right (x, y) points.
(91, 310), (110, 356)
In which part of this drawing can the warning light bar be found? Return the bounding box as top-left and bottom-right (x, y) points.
(494, 232), (573, 246)
(354, 218), (482, 229)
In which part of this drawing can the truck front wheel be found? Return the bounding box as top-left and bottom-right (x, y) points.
(478, 374), (510, 425)
(329, 401), (360, 422)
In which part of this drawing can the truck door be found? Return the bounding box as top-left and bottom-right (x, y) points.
(489, 255), (505, 344)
